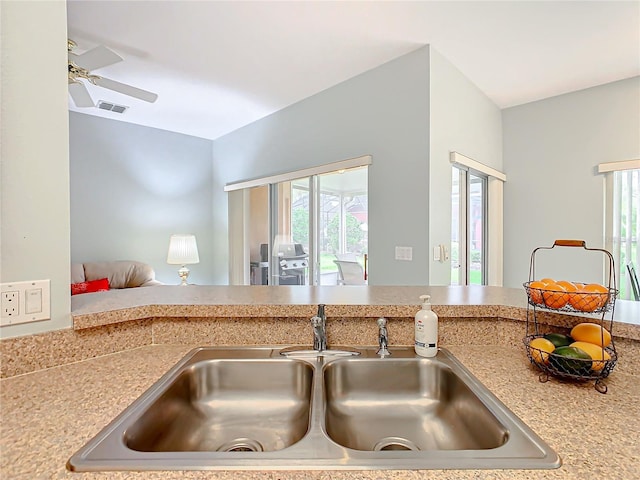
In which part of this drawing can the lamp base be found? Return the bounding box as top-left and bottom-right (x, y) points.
(177, 266), (190, 286)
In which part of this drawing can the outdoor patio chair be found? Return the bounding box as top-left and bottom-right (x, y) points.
(334, 260), (366, 285)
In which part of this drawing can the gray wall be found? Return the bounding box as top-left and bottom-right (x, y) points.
(1, 1), (71, 339)
(70, 113), (218, 285)
(214, 47), (431, 285)
(503, 77), (640, 288)
(429, 47), (503, 285)
(214, 45), (503, 286)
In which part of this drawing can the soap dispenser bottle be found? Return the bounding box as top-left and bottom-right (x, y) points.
(415, 294), (438, 357)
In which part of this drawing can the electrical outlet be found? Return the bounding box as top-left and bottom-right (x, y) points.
(1, 280), (50, 326)
(2, 291), (19, 317)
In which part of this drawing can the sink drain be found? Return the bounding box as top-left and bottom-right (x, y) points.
(373, 437), (420, 451)
(217, 438), (264, 452)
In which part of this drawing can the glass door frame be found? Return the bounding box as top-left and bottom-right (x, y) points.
(310, 175), (320, 285)
(453, 165), (488, 286)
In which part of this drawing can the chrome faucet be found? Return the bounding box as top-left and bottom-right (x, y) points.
(311, 304), (327, 351)
(376, 317), (391, 356)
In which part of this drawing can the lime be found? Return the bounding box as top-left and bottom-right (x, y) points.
(549, 346), (592, 375)
(543, 333), (573, 348)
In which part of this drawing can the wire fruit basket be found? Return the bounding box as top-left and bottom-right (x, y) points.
(523, 240), (618, 393)
(523, 282), (616, 314)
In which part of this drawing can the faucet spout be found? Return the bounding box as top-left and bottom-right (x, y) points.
(376, 317), (391, 356)
(312, 305), (327, 351)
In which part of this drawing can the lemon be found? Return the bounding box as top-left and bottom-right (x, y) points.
(570, 323), (612, 348)
(529, 337), (555, 364)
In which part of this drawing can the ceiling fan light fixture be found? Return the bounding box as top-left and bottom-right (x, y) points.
(67, 38), (158, 107)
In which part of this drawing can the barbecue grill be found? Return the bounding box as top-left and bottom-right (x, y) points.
(251, 243), (309, 285)
(276, 243), (309, 285)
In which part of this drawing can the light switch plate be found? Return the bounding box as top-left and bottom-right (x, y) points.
(395, 246), (413, 261)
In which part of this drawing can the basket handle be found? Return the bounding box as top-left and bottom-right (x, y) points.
(553, 239), (586, 247)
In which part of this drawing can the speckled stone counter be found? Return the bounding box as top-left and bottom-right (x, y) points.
(1, 343), (639, 480)
(1, 286), (640, 479)
(4, 286), (640, 378)
(69, 285), (640, 331)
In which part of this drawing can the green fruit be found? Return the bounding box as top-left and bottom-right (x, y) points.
(544, 333), (573, 348)
(550, 346), (592, 374)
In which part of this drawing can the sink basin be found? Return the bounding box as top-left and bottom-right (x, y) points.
(125, 358), (313, 452)
(324, 358), (507, 451)
(68, 346), (561, 471)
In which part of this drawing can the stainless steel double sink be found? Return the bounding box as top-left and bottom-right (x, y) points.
(68, 346), (561, 471)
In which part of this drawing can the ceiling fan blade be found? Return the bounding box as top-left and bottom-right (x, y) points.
(70, 45), (123, 71)
(68, 81), (94, 107)
(92, 76), (158, 103)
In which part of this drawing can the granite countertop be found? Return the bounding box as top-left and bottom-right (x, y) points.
(70, 285), (530, 328)
(1, 343), (639, 480)
(70, 285), (640, 338)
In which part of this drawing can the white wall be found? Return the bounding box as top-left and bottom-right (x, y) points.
(0, 1), (71, 339)
(503, 77), (640, 288)
(428, 47), (503, 285)
(69, 113), (218, 285)
(214, 47), (431, 285)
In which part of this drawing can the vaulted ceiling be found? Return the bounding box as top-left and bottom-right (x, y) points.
(67, 1), (640, 140)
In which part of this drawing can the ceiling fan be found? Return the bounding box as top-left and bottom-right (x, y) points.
(67, 39), (158, 108)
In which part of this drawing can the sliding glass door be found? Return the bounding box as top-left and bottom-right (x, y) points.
(245, 166), (368, 286)
(452, 166), (487, 285)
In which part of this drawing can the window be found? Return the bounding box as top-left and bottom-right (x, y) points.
(602, 161), (640, 300)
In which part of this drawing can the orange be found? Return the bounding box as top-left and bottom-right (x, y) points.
(556, 280), (578, 293)
(539, 277), (555, 285)
(571, 322), (612, 348)
(584, 283), (609, 309)
(569, 284), (587, 310)
(528, 281), (546, 305)
(542, 282), (569, 309)
(572, 283), (608, 312)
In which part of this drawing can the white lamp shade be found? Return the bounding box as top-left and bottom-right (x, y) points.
(167, 234), (200, 265)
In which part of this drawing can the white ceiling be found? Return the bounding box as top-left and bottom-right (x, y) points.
(67, 1), (640, 141)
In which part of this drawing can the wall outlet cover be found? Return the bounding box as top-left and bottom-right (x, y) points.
(1, 280), (50, 326)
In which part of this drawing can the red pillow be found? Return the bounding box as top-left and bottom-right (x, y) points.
(71, 278), (110, 295)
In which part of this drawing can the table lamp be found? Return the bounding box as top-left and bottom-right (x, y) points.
(167, 234), (199, 285)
